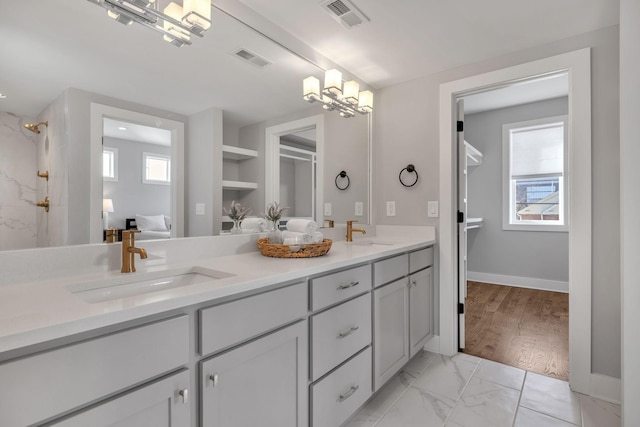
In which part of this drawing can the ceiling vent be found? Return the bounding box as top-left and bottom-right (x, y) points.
(231, 48), (272, 69)
(321, 0), (370, 29)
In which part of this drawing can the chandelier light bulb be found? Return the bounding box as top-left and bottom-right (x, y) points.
(324, 69), (343, 96)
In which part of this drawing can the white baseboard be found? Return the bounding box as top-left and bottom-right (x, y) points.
(424, 335), (441, 353)
(467, 271), (569, 293)
(590, 373), (621, 404)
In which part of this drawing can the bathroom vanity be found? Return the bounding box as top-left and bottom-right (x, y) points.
(0, 226), (435, 427)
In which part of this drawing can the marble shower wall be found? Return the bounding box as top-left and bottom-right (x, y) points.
(0, 112), (37, 250)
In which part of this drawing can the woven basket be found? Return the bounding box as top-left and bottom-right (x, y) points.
(256, 238), (332, 258)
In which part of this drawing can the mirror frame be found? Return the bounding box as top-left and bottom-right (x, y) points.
(265, 114), (325, 222)
(89, 103), (185, 243)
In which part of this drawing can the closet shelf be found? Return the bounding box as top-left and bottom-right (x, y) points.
(222, 180), (258, 190)
(465, 141), (483, 167)
(222, 145), (258, 161)
(466, 217), (484, 230)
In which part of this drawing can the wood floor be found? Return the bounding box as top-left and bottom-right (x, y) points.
(462, 281), (569, 381)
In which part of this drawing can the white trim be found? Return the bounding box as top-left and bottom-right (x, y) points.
(90, 103), (185, 243)
(467, 271), (568, 293)
(438, 49), (592, 393)
(102, 147), (118, 182)
(590, 373), (622, 405)
(424, 334), (440, 353)
(142, 152), (171, 185)
(265, 115), (324, 223)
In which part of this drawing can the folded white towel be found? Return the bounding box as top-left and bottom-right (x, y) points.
(282, 231), (311, 243)
(286, 219), (318, 234)
(241, 217), (267, 231)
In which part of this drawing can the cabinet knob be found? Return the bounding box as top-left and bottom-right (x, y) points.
(337, 325), (359, 339)
(179, 388), (189, 404)
(338, 384), (360, 402)
(209, 373), (219, 387)
(337, 281), (360, 290)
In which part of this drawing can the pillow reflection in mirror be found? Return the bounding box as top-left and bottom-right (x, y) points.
(135, 214), (169, 231)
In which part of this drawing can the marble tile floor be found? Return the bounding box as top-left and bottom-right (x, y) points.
(346, 351), (621, 427)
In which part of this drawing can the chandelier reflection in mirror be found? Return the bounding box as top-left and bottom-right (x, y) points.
(87, 0), (211, 47)
(303, 69), (373, 118)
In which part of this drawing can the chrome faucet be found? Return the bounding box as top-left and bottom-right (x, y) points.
(121, 230), (147, 273)
(346, 220), (366, 242)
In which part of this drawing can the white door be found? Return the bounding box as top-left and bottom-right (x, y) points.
(456, 99), (467, 350)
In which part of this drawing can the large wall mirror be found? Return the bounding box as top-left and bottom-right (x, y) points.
(0, 0), (372, 251)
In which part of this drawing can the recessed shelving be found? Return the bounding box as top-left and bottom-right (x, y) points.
(222, 145), (258, 161)
(222, 180), (258, 190)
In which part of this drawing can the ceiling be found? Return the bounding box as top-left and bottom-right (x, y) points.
(0, 0), (618, 125)
(103, 118), (172, 146)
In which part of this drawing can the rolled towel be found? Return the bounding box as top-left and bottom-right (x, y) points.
(311, 231), (324, 243)
(241, 217), (267, 231)
(282, 230), (312, 243)
(286, 218), (318, 234)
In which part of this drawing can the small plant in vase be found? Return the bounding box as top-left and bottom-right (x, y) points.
(224, 200), (251, 234)
(264, 201), (287, 243)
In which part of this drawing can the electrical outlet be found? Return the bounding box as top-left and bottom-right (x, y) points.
(355, 202), (363, 216)
(324, 203), (332, 216)
(195, 203), (205, 215)
(386, 201), (396, 217)
(428, 201), (439, 218)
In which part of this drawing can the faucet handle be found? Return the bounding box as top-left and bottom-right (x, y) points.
(347, 220), (358, 225)
(324, 219), (335, 228)
(122, 229), (141, 240)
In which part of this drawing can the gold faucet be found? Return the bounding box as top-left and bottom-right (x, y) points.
(346, 220), (366, 242)
(323, 219), (335, 228)
(121, 230), (147, 273)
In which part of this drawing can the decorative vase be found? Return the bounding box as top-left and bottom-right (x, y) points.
(268, 220), (282, 243)
(230, 219), (241, 234)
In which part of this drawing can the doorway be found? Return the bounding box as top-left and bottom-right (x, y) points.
(457, 75), (570, 380)
(438, 48), (592, 394)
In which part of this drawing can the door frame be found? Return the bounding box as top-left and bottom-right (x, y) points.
(437, 48), (592, 393)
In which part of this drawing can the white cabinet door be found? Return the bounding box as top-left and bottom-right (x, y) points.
(373, 278), (409, 391)
(409, 267), (434, 358)
(201, 321), (308, 427)
(52, 370), (190, 427)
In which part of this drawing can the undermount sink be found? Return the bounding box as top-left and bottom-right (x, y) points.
(351, 239), (397, 246)
(66, 267), (235, 303)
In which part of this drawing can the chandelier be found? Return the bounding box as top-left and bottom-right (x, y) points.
(87, 0), (211, 47)
(303, 69), (373, 118)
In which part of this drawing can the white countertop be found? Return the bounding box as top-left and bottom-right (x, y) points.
(0, 226), (435, 355)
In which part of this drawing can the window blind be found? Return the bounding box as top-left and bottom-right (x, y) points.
(510, 123), (564, 178)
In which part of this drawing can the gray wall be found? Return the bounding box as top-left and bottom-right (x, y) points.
(102, 137), (170, 229)
(621, 0), (640, 420)
(465, 98), (569, 284)
(374, 26), (620, 378)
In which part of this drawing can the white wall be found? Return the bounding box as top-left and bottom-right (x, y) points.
(374, 26), (620, 378)
(102, 137), (170, 229)
(0, 112), (37, 250)
(466, 98), (569, 288)
(620, 0), (640, 423)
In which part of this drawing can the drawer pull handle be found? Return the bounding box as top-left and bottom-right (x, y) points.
(338, 385), (360, 402)
(337, 326), (359, 339)
(337, 281), (360, 290)
(410, 280), (417, 288)
(209, 374), (219, 387)
(179, 388), (189, 404)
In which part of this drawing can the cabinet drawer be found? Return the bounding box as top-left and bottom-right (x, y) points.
(310, 265), (371, 311)
(311, 293), (371, 381)
(311, 347), (372, 427)
(0, 316), (189, 427)
(373, 254), (408, 288)
(200, 282), (307, 356)
(409, 246), (434, 273)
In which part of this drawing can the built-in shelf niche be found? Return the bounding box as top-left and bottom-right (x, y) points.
(222, 180), (258, 190)
(222, 144), (258, 161)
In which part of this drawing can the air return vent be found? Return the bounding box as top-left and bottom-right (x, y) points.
(231, 48), (272, 68)
(321, 0), (370, 29)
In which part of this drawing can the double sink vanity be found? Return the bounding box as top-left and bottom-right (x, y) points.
(0, 226), (435, 427)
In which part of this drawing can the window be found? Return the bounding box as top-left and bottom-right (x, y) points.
(103, 147), (118, 181)
(503, 116), (568, 232)
(143, 152), (171, 185)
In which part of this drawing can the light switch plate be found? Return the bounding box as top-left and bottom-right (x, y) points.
(324, 203), (332, 216)
(428, 201), (439, 217)
(386, 201), (396, 217)
(355, 202), (363, 216)
(195, 203), (205, 215)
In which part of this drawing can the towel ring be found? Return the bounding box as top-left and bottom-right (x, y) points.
(399, 164), (419, 187)
(335, 171), (350, 190)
